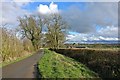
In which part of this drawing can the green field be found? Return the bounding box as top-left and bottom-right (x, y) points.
(38, 49), (99, 78)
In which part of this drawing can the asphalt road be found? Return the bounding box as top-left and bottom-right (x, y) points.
(2, 49), (43, 78)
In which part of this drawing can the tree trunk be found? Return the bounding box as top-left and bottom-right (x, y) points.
(31, 39), (37, 51)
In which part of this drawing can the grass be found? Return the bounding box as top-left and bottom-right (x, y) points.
(0, 52), (34, 68)
(38, 49), (99, 78)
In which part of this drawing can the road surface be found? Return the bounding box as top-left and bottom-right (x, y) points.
(2, 49), (43, 78)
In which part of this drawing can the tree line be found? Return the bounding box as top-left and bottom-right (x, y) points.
(1, 13), (67, 62)
(19, 14), (67, 50)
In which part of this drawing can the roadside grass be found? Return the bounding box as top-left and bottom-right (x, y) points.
(0, 52), (34, 68)
(38, 49), (99, 78)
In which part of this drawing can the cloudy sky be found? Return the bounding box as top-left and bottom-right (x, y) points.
(1, 0), (119, 43)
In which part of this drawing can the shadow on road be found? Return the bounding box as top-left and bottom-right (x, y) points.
(33, 63), (41, 78)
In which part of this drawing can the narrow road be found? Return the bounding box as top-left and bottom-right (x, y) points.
(2, 49), (43, 78)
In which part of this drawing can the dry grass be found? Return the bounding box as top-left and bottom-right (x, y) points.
(1, 27), (34, 65)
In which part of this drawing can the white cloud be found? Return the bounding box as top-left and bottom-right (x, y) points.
(98, 26), (118, 38)
(67, 33), (119, 42)
(49, 2), (58, 12)
(37, 2), (59, 14)
(62, 2), (118, 33)
(13, 0), (32, 2)
(38, 4), (50, 14)
(66, 35), (75, 40)
(67, 25), (119, 42)
(12, 0), (32, 5)
(66, 33), (88, 42)
(99, 36), (118, 41)
(1, 1), (31, 27)
(2, 0), (33, 7)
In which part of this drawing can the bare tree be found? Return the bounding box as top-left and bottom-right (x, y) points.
(44, 14), (67, 49)
(19, 15), (43, 50)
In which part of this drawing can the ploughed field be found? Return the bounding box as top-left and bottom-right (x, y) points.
(50, 48), (120, 79)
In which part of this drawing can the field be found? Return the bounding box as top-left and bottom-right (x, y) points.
(51, 48), (120, 79)
(38, 49), (99, 78)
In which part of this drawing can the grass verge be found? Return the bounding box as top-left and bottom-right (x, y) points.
(38, 49), (99, 78)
